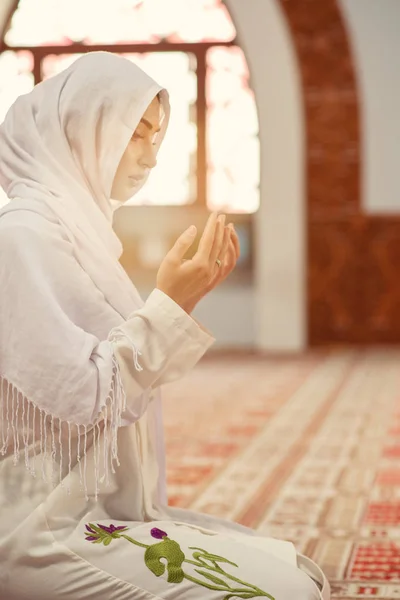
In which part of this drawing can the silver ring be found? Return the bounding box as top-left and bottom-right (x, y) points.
(215, 258), (222, 268)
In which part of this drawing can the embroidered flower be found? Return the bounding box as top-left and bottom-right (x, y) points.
(150, 527), (168, 539)
(82, 523), (273, 597)
(84, 523), (128, 545)
(85, 524), (99, 542)
(98, 524), (128, 534)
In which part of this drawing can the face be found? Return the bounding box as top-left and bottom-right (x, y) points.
(111, 95), (162, 202)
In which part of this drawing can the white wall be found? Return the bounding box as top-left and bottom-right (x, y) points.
(339, 0), (400, 214)
(226, 0), (306, 352)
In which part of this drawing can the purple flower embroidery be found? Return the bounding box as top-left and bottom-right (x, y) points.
(151, 527), (168, 539)
(84, 523), (128, 544)
(98, 524), (128, 534)
(85, 524), (98, 541)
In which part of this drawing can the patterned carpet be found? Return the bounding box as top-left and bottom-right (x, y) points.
(162, 349), (400, 599)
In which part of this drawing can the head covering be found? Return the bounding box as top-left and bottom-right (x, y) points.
(0, 51), (170, 317)
(0, 52), (170, 500)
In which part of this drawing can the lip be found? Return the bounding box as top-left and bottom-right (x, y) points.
(129, 175), (145, 183)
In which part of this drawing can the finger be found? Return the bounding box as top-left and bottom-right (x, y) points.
(230, 225), (241, 260)
(196, 212), (218, 260)
(218, 225), (231, 262)
(212, 227), (233, 281)
(212, 225), (230, 275)
(224, 239), (237, 272)
(210, 214), (226, 263)
(208, 237), (234, 288)
(166, 225), (197, 263)
(213, 243), (234, 286)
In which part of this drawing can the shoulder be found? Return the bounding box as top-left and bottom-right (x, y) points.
(0, 205), (77, 285)
(0, 203), (72, 253)
(0, 204), (84, 298)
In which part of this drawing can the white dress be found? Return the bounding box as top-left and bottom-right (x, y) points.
(0, 215), (329, 600)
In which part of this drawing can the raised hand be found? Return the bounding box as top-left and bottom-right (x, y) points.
(156, 213), (240, 314)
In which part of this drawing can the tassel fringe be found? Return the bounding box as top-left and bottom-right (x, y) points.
(0, 345), (139, 501)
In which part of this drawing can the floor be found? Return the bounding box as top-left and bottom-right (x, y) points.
(162, 348), (400, 599)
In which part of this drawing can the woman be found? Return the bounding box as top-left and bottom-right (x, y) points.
(0, 52), (329, 599)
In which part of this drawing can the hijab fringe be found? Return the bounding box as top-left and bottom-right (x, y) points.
(0, 343), (142, 501)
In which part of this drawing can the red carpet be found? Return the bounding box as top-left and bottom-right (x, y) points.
(162, 349), (400, 599)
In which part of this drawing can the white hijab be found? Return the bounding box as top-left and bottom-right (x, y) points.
(0, 52), (170, 502)
(0, 51), (169, 318)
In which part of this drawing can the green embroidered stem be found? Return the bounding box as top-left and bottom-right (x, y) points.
(190, 572), (261, 596)
(183, 573), (267, 600)
(119, 535), (272, 597)
(120, 534), (149, 550)
(187, 562), (273, 598)
(186, 557), (232, 571)
(185, 553), (274, 599)
(183, 572), (229, 592)
(223, 595), (260, 600)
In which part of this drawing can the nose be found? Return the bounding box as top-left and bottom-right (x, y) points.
(139, 142), (157, 170)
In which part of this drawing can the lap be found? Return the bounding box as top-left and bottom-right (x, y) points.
(1, 509), (323, 600)
(66, 518), (322, 599)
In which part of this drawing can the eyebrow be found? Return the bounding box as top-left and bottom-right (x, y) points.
(140, 118), (161, 133)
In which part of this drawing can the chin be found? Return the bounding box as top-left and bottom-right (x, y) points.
(111, 188), (133, 204)
(121, 192), (134, 203)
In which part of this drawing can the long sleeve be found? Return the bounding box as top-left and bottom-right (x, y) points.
(0, 217), (215, 423)
(110, 288), (215, 398)
(0, 212), (215, 495)
(0, 215), (216, 427)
